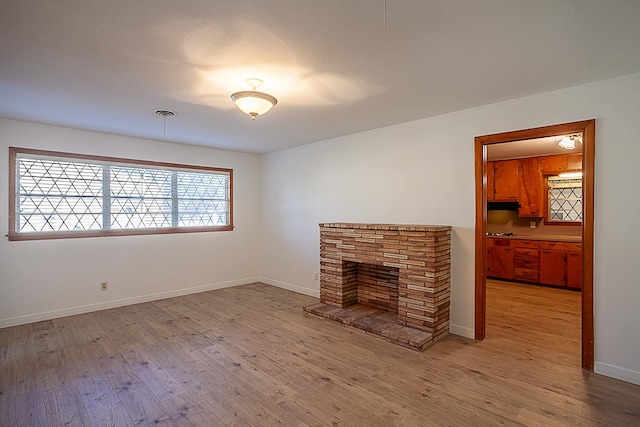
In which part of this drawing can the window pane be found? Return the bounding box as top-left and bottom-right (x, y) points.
(177, 171), (230, 227)
(17, 158), (103, 232)
(547, 177), (582, 222)
(110, 166), (173, 229)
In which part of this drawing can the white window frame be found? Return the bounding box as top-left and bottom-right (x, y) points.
(8, 147), (233, 241)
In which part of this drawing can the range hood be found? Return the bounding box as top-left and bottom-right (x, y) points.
(487, 201), (520, 211)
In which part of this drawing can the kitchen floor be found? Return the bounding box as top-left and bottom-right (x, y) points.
(486, 278), (582, 364)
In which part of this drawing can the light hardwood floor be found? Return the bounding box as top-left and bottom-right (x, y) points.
(1, 281), (639, 426)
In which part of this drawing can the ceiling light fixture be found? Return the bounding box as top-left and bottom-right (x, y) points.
(231, 79), (277, 120)
(558, 171), (583, 179)
(558, 134), (582, 150)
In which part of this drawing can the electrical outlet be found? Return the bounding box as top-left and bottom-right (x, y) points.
(314, 272), (319, 281)
(530, 221), (536, 229)
(100, 282), (108, 291)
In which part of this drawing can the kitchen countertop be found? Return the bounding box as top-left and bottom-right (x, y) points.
(486, 234), (582, 243)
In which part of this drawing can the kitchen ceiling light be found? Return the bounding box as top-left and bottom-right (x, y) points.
(558, 134), (582, 150)
(558, 171), (583, 179)
(231, 79), (277, 120)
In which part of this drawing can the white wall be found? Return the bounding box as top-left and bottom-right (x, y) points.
(2, 73), (639, 386)
(259, 72), (640, 385)
(0, 119), (262, 326)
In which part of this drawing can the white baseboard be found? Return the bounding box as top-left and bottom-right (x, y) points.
(449, 324), (475, 339)
(0, 277), (260, 329)
(594, 362), (640, 386)
(259, 277), (320, 298)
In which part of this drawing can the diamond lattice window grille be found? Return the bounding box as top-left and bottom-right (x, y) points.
(109, 166), (173, 229)
(12, 149), (232, 238)
(17, 158), (103, 232)
(548, 177), (583, 222)
(177, 172), (229, 227)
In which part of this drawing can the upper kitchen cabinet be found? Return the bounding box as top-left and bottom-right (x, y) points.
(518, 157), (543, 217)
(491, 160), (519, 201)
(487, 162), (495, 201)
(567, 153), (582, 170)
(539, 153), (582, 173)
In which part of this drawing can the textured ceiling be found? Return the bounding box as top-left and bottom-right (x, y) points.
(1, 1), (640, 154)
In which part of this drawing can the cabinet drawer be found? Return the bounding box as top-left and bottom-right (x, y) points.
(515, 240), (540, 249)
(540, 241), (567, 250)
(515, 268), (539, 281)
(514, 257), (539, 269)
(515, 248), (539, 258)
(489, 238), (513, 247)
(566, 242), (582, 251)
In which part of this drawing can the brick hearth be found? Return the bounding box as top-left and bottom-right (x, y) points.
(304, 223), (452, 351)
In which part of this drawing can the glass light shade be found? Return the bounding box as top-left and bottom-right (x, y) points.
(231, 91), (277, 119)
(558, 134), (582, 150)
(558, 136), (575, 149)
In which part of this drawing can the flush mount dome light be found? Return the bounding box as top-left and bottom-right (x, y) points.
(231, 78), (277, 120)
(558, 133), (582, 150)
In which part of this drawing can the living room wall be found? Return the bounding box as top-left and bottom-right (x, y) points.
(259, 72), (640, 385)
(0, 118), (262, 327)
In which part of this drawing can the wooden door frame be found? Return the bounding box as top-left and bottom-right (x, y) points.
(474, 119), (595, 371)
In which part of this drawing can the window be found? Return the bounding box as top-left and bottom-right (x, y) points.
(546, 176), (582, 223)
(9, 147), (232, 240)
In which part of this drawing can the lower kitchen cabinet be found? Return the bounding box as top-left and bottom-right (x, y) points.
(540, 250), (566, 286)
(566, 243), (583, 290)
(514, 240), (540, 282)
(488, 237), (582, 289)
(539, 241), (567, 287)
(487, 238), (514, 280)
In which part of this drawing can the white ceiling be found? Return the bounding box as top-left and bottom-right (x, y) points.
(1, 1), (640, 154)
(487, 135), (583, 161)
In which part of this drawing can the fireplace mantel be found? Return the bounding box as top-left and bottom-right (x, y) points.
(304, 223), (452, 351)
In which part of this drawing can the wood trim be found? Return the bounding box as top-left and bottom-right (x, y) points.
(9, 147), (233, 174)
(8, 225), (234, 241)
(474, 137), (487, 339)
(581, 120), (595, 370)
(474, 119), (595, 371)
(8, 148), (17, 238)
(7, 147), (234, 241)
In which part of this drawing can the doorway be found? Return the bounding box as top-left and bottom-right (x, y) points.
(474, 120), (595, 371)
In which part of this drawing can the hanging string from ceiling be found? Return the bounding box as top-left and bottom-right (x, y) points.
(384, 0), (387, 27)
(155, 109), (176, 141)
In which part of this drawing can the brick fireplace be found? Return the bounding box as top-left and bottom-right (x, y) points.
(304, 223), (452, 351)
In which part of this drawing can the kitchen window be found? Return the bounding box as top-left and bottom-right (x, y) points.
(8, 147), (233, 241)
(545, 175), (582, 224)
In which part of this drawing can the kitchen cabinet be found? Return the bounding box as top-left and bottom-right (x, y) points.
(487, 162), (495, 201)
(492, 160), (519, 201)
(518, 158), (543, 217)
(539, 241), (567, 287)
(488, 238), (582, 289)
(486, 238), (514, 280)
(566, 243), (583, 290)
(539, 153), (582, 173)
(567, 154), (582, 170)
(488, 155), (582, 211)
(514, 240), (540, 282)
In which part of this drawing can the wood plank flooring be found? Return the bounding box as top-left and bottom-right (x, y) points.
(1, 281), (639, 426)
